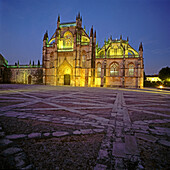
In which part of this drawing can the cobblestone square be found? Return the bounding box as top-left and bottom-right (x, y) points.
(0, 84), (170, 169)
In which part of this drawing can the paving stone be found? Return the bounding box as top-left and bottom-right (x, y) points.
(94, 164), (107, 170)
(2, 147), (22, 156)
(138, 164), (145, 169)
(75, 120), (83, 124)
(115, 138), (122, 142)
(115, 158), (125, 169)
(125, 135), (139, 155)
(3, 112), (18, 117)
(0, 139), (13, 146)
(52, 118), (60, 121)
(6, 134), (27, 140)
(63, 122), (75, 125)
(135, 133), (158, 143)
(149, 129), (166, 136)
(38, 118), (50, 122)
(73, 130), (81, 135)
(84, 121), (94, 125)
(80, 129), (93, 134)
(158, 139), (170, 147)
(92, 125), (105, 129)
(112, 142), (126, 158)
(154, 127), (170, 134)
(18, 115), (29, 119)
(135, 129), (149, 134)
(98, 149), (108, 159)
(43, 132), (51, 137)
(21, 164), (33, 170)
(15, 152), (26, 168)
(115, 128), (123, 137)
(52, 131), (69, 137)
(93, 129), (104, 133)
(116, 121), (123, 126)
(28, 133), (41, 139)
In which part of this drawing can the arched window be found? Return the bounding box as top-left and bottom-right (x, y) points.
(82, 55), (86, 68)
(110, 63), (119, 76)
(129, 64), (134, 76)
(97, 63), (101, 77)
(64, 31), (73, 48)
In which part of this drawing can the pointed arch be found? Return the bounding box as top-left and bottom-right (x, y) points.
(58, 58), (73, 75)
(97, 62), (102, 77)
(128, 63), (135, 76)
(63, 31), (73, 48)
(110, 62), (119, 76)
(81, 50), (87, 68)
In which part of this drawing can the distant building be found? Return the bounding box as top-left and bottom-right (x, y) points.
(146, 75), (161, 82)
(0, 54), (42, 84)
(1, 13), (144, 88)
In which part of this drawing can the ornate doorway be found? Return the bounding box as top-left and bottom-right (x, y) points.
(64, 74), (70, 85)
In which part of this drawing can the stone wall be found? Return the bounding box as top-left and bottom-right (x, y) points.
(3, 67), (43, 85)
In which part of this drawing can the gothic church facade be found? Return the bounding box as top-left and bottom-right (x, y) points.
(1, 13), (144, 88)
(42, 13), (144, 88)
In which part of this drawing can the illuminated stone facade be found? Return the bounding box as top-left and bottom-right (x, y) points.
(43, 13), (95, 86)
(1, 13), (144, 88)
(43, 13), (144, 88)
(95, 37), (144, 88)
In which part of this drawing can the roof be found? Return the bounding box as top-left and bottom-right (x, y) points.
(60, 22), (76, 28)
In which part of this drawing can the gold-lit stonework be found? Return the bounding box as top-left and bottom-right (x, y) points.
(43, 13), (144, 88)
(0, 13), (144, 88)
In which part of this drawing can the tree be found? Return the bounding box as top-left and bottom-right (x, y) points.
(38, 60), (40, 67)
(158, 67), (170, 81)
(33, 60), (34, 66)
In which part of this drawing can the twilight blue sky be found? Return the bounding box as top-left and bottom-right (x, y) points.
(0, 0), (170, 75)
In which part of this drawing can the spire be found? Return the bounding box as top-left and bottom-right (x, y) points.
(57, 14), (60, 22)
(139, 42), (143, 51)
(80, 16), (82, 21)
(43, 30), (48, 40)
(57, 15), (60, 28)
(120, 35), (122, 40)
(110, 35), (112, 41)
(94, 30), (96, 38)
(90, 25), (93, 37)
(127, 36), (129, 42)
(78, 12), (80, 19)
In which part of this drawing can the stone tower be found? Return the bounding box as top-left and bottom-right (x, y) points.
(42, 13), (96, 86)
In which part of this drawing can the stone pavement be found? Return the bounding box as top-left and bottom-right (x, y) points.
(0, 84), (170, 169)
